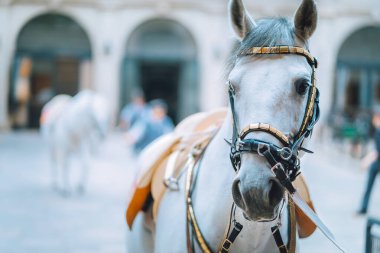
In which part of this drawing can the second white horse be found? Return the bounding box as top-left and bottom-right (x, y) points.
(41, 90), (111, 195)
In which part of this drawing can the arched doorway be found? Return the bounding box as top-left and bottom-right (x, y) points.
(8, 13), (92, 128)
(121, 19), (199, 123)
(332, 26), (380, 140)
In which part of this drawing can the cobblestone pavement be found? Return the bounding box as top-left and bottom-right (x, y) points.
(0, 132), (379, 253)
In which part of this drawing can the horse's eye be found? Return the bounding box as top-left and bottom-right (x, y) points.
(294, 78), (310, 96)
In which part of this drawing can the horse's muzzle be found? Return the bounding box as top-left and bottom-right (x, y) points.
(232, 176), (284, 221)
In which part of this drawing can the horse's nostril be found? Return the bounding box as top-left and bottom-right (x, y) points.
(268, 179), (284, 206)
(232, 179), (241, 195)
(232, 179), (244, 208)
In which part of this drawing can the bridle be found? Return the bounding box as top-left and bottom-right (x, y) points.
(225, 45), (320, 252)
(228, 45), (320, 195)
(185, 45), (320, 253)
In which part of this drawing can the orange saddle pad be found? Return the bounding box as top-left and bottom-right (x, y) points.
(126, 108), (227, 228)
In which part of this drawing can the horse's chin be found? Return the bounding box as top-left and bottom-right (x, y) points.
(242, 211), (277, 222)
(240, 202), (282, 222)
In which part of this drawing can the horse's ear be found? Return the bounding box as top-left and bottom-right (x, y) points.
(229, 0), (256, 41)
(294, 0), (318, 41)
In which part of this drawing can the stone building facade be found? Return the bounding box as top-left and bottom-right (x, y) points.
(0, 0), (379, 130)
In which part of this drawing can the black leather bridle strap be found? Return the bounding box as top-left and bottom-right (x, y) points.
(228, 82), (239, 150)
(271, 225), (289, 253)
(290, 87), (320, 153)
(262, 149), (296, 194)
(220, 222), (243, 253)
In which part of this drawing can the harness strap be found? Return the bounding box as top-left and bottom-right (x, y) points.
(291, 86), (320, 152)
(271, 225), (288, 253)
(185, 154), (196, 253)
(217, 204), (236, 253)
(228, 83), (239, 150)
(220, 222), (243, 253)
(188, 202), (212, 253)
(185, 146), (213, 253)
(295, 68), (317, 140)
(262, 149), (296, 194)
(288, 195), (297, 253)
(270, 194), (297, 253)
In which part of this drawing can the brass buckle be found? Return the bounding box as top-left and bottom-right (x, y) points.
(163, 177), (179, 191)
(271, 163), (285, 176)
(222, 239), (232, 251)
(257, 143), (270, 156)
(191, 144), (203, 157)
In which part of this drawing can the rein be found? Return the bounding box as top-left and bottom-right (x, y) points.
(185, 45), (320, 253)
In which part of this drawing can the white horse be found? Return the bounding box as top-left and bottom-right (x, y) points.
(41, 90), (111, 195)
(127, 0), (318, 252)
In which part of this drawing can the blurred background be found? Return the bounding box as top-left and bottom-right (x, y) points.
(1, 0), (380, 252)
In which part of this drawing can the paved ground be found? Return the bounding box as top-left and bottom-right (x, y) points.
(0, 131), (379, 253)
(0, 131), (135, 253)
(301, 140), (380, 253)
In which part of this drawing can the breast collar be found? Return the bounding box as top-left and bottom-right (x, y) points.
(228, 45), (320, 195)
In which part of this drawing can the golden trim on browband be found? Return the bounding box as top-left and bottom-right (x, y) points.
(240, 46), (316, 67)
(240, 123), (289, 146)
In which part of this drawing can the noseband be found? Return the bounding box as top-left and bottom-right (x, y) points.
(228, 45), (320, 196)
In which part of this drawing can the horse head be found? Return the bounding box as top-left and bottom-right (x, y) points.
(228, 0), (318, 221)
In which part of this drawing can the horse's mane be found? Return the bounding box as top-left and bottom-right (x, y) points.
(226, 17), (306, 78)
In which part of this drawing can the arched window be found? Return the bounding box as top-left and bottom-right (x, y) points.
(9, 13), (92, 128)
(121, 19), (199, 123)
(332, 26), (380, 139)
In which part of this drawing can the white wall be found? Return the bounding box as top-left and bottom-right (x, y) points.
(0, 7), (9, 129)
(0, 0), (379, 129)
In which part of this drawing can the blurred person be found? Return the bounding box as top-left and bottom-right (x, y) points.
(125, 99), (174, 153)
(357, 107), (380, 215)
(119, 91), (148, 130)
(11, 57), (32, 128)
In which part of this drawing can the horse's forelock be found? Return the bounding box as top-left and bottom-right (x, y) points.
(242, 18), (295, 50)
(226, 17), (304, 78)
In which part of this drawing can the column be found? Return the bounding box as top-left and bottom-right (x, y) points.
(0, 7), (10, 129)
(360, 69), (369, 108)
(335, 66), (348, 112)
(79, 59), (93, 91)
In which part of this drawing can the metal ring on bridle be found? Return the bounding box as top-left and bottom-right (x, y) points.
(279, 147), (292, 161)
